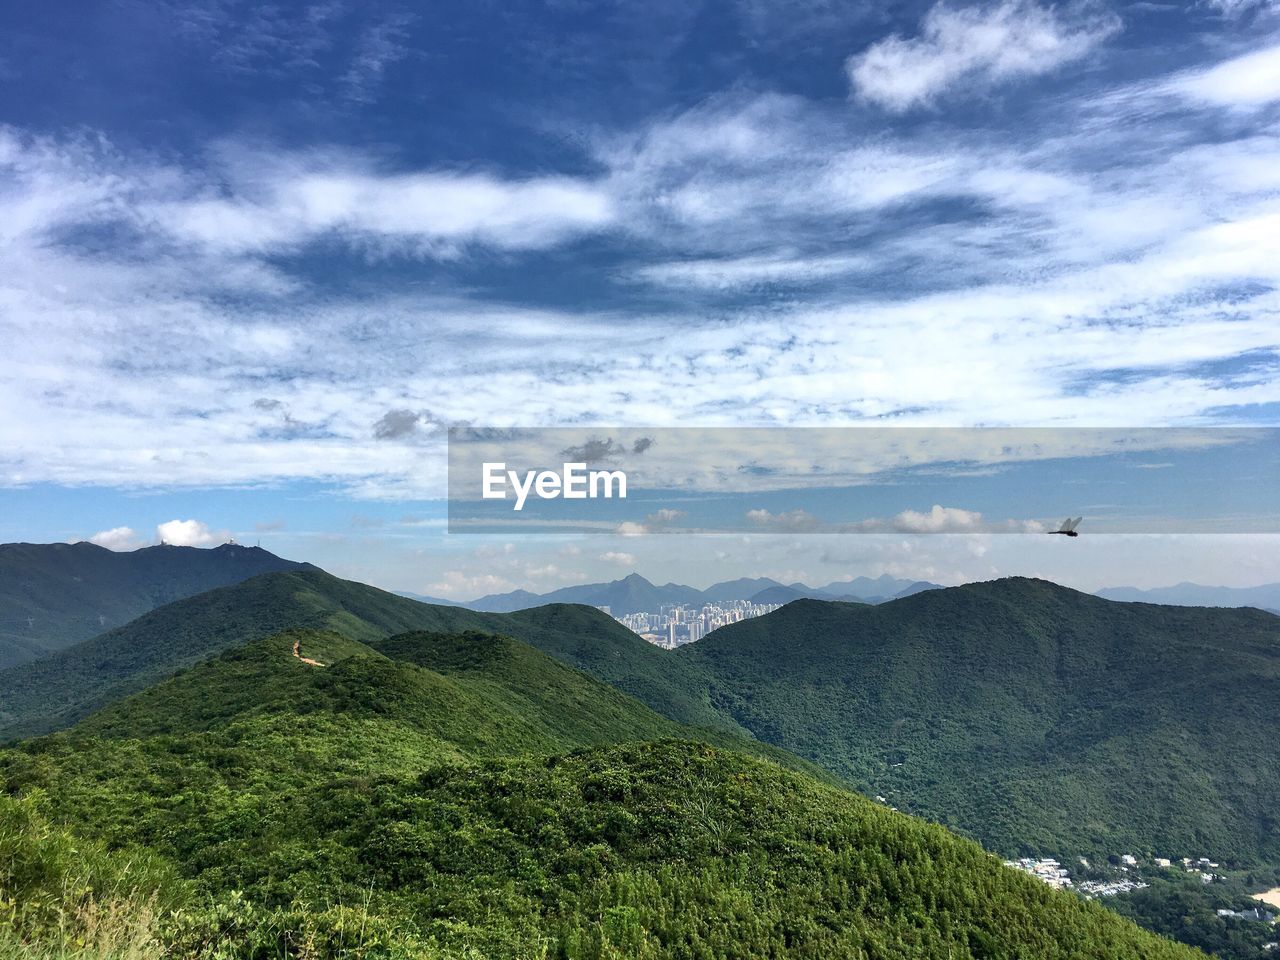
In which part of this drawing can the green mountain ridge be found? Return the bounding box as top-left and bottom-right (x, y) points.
(0, 624), (1202, 959)
(0, 569), (732, 741)
(676, 578), (1280, 863)
(6, 568), (1277, 870)
(0, 541), (313, 669)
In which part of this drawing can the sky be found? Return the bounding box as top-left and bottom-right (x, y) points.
(2, 0), (1279, 598)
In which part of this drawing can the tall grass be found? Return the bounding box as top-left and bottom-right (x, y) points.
(0, 792), (170, 959)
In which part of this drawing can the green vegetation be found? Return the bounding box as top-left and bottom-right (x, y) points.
(8, 570), (1278, 872)
(0, 542), (311, 670)
(0, 790), (181, 959)
(5, 563), (1278, 955)
(0, 630), (1202, 958)
(1110, 871), (1280, 959)
(0, 571), (730, 741)
(672, 579), (1280, 866)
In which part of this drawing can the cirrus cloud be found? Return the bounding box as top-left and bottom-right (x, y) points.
(847, 0), (1121, 112)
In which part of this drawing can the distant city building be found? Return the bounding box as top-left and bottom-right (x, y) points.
(614, 599), (782, 647)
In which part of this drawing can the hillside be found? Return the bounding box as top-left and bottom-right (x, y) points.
(676, 578), (1280, 865)
(0, 630), (1201, 959)
(73, 627), (685, 766)
(750, 583), (841, 604)
(7, 568), (1278, 873)
(0, 569), (732, 741)
(0, 541), (313, 669)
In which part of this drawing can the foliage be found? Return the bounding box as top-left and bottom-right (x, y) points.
(671, 579), (1280, 865)
(0, 572), (727, 742)
(1, 629), (1203, 959)
(0, 790), (178, 958)
(8, 570), (1277, 870)
(1109, 871), (1280, 959)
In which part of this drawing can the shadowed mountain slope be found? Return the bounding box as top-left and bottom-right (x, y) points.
(0, 541), (313, 669)
(675, 578), (1280, 863)
(0, 569), (731, 741)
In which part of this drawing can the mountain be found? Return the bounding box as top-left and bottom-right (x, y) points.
(452, 573), (944, 614)
(0, 540), (313, 669)
(674, 578), (1280, 865)
(459, 587), (546, 611)
(394, 589), (465, 606)
(892, 579), (946, 599)
(75, 628), (684, 758)
(697, 575), (786, 600)
(0, 625), (1199, 959)
(8, 564), (1280, 873)
(1098, 581), (1280, 611)
(815, 575), (947, 603)
(9, 566), (1278, 872)
(467, 574), (850, 614)
(819, 573), (932, 599)
(471, 573), (703, 615)
(0, 568), (734, 741)
(750, 584), (840, 604)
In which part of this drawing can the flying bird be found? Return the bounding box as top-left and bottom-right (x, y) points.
(1050, 517), (1082, 537)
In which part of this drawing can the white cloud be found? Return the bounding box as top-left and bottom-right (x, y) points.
(633, 252), (868, 289)
(647, 509), (687, 524)
(0, 128), (614, 262)
(146, 168), (615, 258)
(426, 570), (514, 598)
(1203, 0), (1278, 15)
(1167, 43), (1280, 108)
(847, 0), (1120, 111)
(156, 518), (229, 547)
(340, 15), (414, 104)
(891, 505), (985, 533)
(3, 39), (1280, 501)
(599, 551), (636, 565)
(87, 526), (144, 551)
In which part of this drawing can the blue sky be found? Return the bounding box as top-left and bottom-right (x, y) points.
(2, 0), (1279, 596)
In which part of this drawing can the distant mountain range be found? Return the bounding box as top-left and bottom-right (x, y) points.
(0, 541), (313, 669)
(405, 571), (946, 615)
(1097, 581), (1280, 613)
(407, 571), (1280, 619)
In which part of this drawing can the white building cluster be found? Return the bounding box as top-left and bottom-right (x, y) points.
(1004, 852), (1237, 898)
(1004, 858), (1073, 890)
(609, 599), (783, 648)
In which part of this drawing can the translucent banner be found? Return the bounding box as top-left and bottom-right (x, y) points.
(446, 427), (1280, 535)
